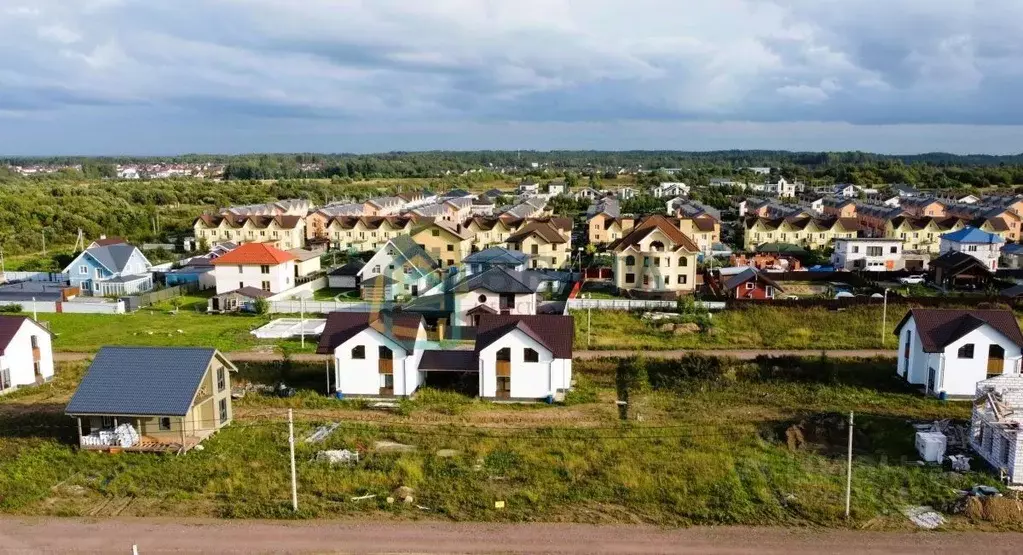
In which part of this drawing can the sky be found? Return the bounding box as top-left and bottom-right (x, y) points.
(1, 0), (1023, 156)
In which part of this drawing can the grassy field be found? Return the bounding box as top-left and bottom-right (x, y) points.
(574, 305), (908, 350)
(36, 311), (316, 353)
(312, 288), (360, 301)
(0, 356), (1004, 527)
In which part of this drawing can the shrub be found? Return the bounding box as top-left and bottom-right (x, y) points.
(0, 304), (22, 313)
(252, 297), (270, 315)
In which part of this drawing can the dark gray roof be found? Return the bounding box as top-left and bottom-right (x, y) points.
(419, 350), (476, 371)
(450, 267), (542, 294)
(85, 244), (145, 274)
(722, 268), (784, 292)
(388, 235), (440, 272)
(463, 247), (529, 266)
(329, 259), (366, 276)
(66, 347), (223, 417)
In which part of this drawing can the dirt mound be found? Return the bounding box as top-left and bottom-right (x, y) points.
(964, 496), (1023, 524)
(780, 413), (871, 454)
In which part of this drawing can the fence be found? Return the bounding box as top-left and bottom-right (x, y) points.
(125, 283), (201, 310)
(1, 271), (69, 283)
(268, 277), (328, 302)
(0, 298), (125, 314)
(567, 298), (727, 311)
(724, 295), (1010, 310)
(268, 300), (397, 314)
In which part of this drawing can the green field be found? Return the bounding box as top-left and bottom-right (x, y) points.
(0, 356), (1004, 527)
(574, 305), (910, 350)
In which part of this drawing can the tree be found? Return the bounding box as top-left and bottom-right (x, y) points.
(252, 297), (270, 315)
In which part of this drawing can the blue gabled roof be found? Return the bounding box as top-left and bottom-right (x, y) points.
(941, 226), (1004, 244)
(66, 347), (221, 417)
(1002, 243), (1023, 255)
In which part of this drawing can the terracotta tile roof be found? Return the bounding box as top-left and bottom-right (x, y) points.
(611, 215), (699, 253)
(894, 308), (1023, 352)
(211, 242), (296, 265)
(474, 314), (574, 359)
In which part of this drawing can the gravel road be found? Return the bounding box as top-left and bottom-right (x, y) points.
(0, 518), (1014, 554)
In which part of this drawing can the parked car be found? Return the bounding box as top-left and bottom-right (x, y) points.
(898, 275), (926, 285)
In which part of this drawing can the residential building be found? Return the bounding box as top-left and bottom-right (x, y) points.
(411, 221), (475, 269)
(546, 180), (567, 196)
(970, 375), (1023, 485)
(0, 316), (53, 394)
(900, 197), (946, 218)
(224, 199), (311, 217)
(831, 238), (904, 271)
(210, 242), (297, 295)
(462, 247), (529, 274)
(615, 187), (636, 200)
(721, 268), (783, 300)
(573, 187), (602, 201)
(364, 196), (404, 217)
(62, 243), (154, 296)
(931, 251), (997, 290)
(323, 216), (415, 253)
(763, 177), (797, 198)
(885, 216), (964, 253)
(891, 183), (920, 198)
(940, 227), (1003, 271)
(287, 248), (322, 278)
(678, 216), (720, 256)
(518, 179), (540, 195)
(358, 235), (440, 298)
(609, 215), (700, 295)
(327, 259), (365, 289)
(475, 314), (573, 401)
(194, 214), (305, 251)
(894, 308), (1023, 398)
(65, 347), (236, 453)
(587, 198), (630, 245)
(506, 219), (572, 269)
(742, 216), (860, 251)
(405, 266), (549, 326)
(652, 182), (689, 198)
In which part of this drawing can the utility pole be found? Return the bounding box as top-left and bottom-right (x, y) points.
(41, 230), (46, 256)
(300, 297), (305, 349)
(587, 305), (591, 348)
(880, 288), (889, 347)
(845, 411), (854, 519)
(288, 409), (298, 512)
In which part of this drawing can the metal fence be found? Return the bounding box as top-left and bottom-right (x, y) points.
(1, 271), (69, 283)
(268, 300), (398, 314)
(567, 298), (727, 311)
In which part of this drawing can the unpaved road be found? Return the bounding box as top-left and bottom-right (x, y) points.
(53, 348), (895, 363)
(0, 518), (1016, 554)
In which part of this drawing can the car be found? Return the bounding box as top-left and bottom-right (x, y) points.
(898, 275), (926, 285)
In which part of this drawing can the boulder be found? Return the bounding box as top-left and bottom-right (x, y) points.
(672, 323), (701, 335)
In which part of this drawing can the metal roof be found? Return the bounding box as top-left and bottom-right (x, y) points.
(66, 347), (225, 417)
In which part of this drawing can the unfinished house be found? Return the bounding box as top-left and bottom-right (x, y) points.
(65, 347), (236, 453)
(971, 375), (1023, 485)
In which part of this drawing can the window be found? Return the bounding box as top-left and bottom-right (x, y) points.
(159, 417), (172, 431)
(890, 246), (898, 254)
(237, 265), (244, 273)
(260, 265), (270, 274)
(625, 256), (636, 266)
(653, 257), (660, 267)
(625, 273), (635, 284)
(643, 257), (650, 268)
(679, 257), (688, 267)
(447, 259), (454, 267)
(217, 367), (226, 391)
(351, 345), (366, 359)
(261, 281), (271, 292)
(30, 335), (38, 349)
(478, 294), (487, 303)
(852, 246), (859, 253)
(958, 344), (975, 359)
(432, 229), (440, 237)
(382, 374), (394, 388)
(746, 282), (755, 290)
(219, 399), (228, 424)
(372, 265), (381, 273)
(447, 244), (454, 252)
(79, 265), (88, 275)
(968, 245), (978, 252)
(679, 275), (687, 284)
(643, 275), (649, 286)
(524, 348), (539, 363)
(867, 246), (882, 256)
(0, 368), (10, 391)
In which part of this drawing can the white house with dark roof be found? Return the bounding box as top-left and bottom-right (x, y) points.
(359, 235), (440, 298)
(0, 316), (53, 394)
(894, 308), (1023, 398)
(65, 346), (236, 453)
(475, 314), (573, 401)
(62, 243), (154, 296)
(407, 266), (552, 326)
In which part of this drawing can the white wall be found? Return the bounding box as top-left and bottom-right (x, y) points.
(332, 327), (422, 397)
(938, 326), (1022, 397)
(832, 240), (903, 271)
(215, 261), (294, 294)
(477, 328), (571, 399)
(0, 319), (53, 390)
(451, 289), (537, 326)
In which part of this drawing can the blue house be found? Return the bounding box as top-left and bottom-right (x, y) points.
(62, 244), (155, 296)
(462, 247), (528, 275)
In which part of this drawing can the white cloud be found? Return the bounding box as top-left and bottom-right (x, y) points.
(37, 24), (81, 45)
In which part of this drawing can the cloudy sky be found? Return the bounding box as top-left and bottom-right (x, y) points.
(1, 0), (1022, 155)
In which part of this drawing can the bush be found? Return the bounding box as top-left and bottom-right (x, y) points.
(252, 297), (270, 315)
(0, 304), (22, 313)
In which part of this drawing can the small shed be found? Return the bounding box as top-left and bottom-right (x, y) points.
(208, 286), (273, 313)
(288, 248), (323, 278)
(328, 259), (366, 289)
(931, 251), (995, 290)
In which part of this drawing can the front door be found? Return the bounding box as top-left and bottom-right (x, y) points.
(379, 346), (394, 395)
(988, 345), (1006, 378)
(927, 367), (936, 394)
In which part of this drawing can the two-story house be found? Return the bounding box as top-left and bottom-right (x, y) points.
(210, 242), (297, 295)
(0, 316), (54, 394)
(506, 220), (572, 269)
(610, 215), (699, 295)
(358, 235), (440, 299)
(939, 226), (1003, 271)
(831, 238), (905, 271)
(62, 243), (154, 296)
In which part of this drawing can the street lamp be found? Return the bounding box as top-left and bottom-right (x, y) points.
(880, 287), (890, 347)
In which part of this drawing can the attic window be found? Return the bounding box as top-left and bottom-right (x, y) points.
(745, 282), (755, 290)
(524, 348), (539, 363)
(352, 345), (366, 359)
(958, 344), (975, 359)
(432, 230), (440, 237)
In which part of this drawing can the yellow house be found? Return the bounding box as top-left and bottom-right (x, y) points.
(610, 215), (699, 295)
(324, 216), (415, 252)
(884, 216), (964, 253)
(411, 220), (474, 268)
(744, 216), (859, 251)
(678, 216), (719, 255)
(465, 217), (518, 248)
(194, 214), (305, 250)
(506, 220), (573, 269)
(65, 346), (237, 454)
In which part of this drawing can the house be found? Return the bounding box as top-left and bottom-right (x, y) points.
(287, 248), (322, 278)
(970, 375), (1023, 485)
(87, 236), (127, 249)
(411, 221), (474, 269)
(881, 195), (901, 207)
(327, 259), (366, 289)
(931, 251), (996, 289)
(743, 216), (860, 251)
(62, 243), (154, 296)
(1000, 243), (1023, 270)
(364, 196), (404, 217)
(405, 266), (548, 326)
(0, 316), (53, 394)
(587, 198), (630, 245)
(359, 235), (440, 298)
(895, 308), (1023, 398)
(518, 179), (540, 195)
(901, 197), (946, 218)
(885, 216), (964, 253)
(475, 314), (573, 401)
(506, 219), (572, 270)
(210, 242), (297, 295)
(721, 268), (783, 300)
(65, 347), (236, 453)
(546, 180), (568, 196)
(678, 216), (720, 256)
(317, 311), (429, 398)
(462, 247), (529, 274)
(831, 238), (904, 271)
(471, 197), (496, 216)
(573, 187), (601, 201)
(653, 182), (689, 198)
(324, 216), (416, 253)
(891, 183), (920, 198)
(207, 286), (273, 313)
(833, 184), (857, 198)
(958, 194), (982, 205)
(616, 187), (636, 200)
(763, 177), (797, 198)
(609, 215), (700, 295)
(193, 214), (305, 251)
(940, 227), (1003, 271)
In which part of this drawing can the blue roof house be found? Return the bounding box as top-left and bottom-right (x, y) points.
(62, 244), (155, 296)
(462, 247), (529, 275)
(939, 226), (1004, 271)
(65, 346), (237, 453)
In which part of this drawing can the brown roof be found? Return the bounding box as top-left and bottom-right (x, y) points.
(91, 237), (127, 247)
(692, 217), (717, 232)
(474, 314), (574, 359)
(611, 215), (699, 253)
(196, 214), (303, 229)
(893, 308), (1023, 353)
(316, 311), (424, 354)
(0, 316), (48, 355)
(506, 221), (567, 244)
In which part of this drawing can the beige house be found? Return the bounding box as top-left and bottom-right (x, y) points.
(610, 215), (699, 295)
(743, 216), (860, 251)
(411, 220), (475, 268)
(679, 216), (720, 255)
(194, 214), (305, 251)
(66, 347), (236, 454)
(324, 216), (416, 252)
(884, 216), (965, 253)
(506, 220), (573, 269)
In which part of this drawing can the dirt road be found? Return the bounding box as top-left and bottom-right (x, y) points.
(53, 348), (895, 363)
(0, 518), (1014, 554)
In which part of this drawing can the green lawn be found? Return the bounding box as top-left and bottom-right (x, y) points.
(0, 357), (1002, 527)
(574, 305), (904, 350)
(311, 288), (360, 301)
(150, 289), (217, 312)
